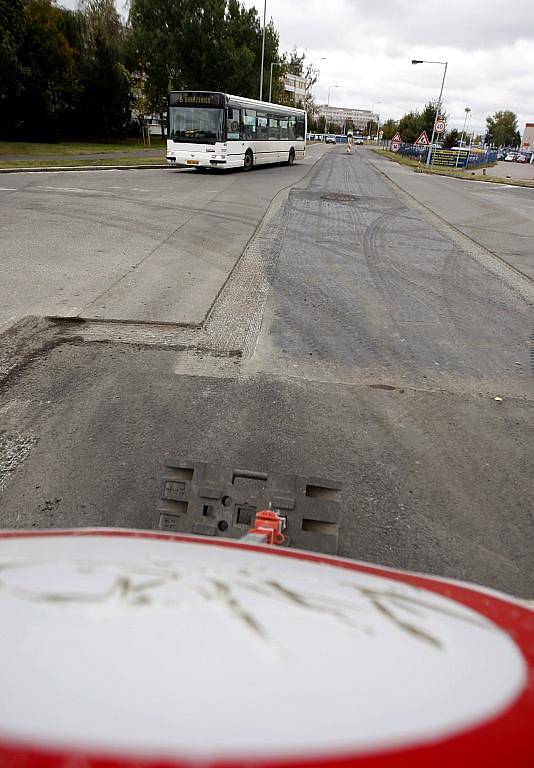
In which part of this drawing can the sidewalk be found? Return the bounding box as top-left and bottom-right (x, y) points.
(0, 149), (165, 163)
(365, 149), (534, 281)
(483, 160), (534, 180)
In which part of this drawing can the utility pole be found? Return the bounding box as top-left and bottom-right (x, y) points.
(412, 59), (448, 166)
(259, 0), (267, 100)
(269, 61), (277, 103)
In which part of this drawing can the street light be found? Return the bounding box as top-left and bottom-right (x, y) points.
(304, 57), (326, 121)
(464, 108), (472, 145)
(411, 58), (448, 166)
(268, 61), (278, 103)
(455, 106), (471, 167)
(327, 84), (338, 107)
(371, 101), (382, 141)
(259, 0), (267, 100)
(327, 84), (338, 135)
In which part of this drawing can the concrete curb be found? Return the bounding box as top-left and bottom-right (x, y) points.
(0, 163), (169, 174)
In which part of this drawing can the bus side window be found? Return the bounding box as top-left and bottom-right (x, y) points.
(288, 117), (296, 140)
(295, 116), (305, 140)
(268, 115), (280, 140)
(257, 112), (268, 139)
(243, 109), (256, 140)
(279, 117), (289, 140)
(227, 107), (241, 140)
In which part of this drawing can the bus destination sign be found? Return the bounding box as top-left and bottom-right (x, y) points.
(170, 92), (225, 107)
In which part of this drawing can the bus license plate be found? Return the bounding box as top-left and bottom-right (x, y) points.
(186, 159), (199, 165)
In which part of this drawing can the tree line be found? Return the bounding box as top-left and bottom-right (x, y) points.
(380, 104), (521, 148)
(0, 0), (305, 142)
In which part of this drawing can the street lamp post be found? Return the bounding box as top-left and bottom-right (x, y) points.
(455, 106), (471, 167)
(259, 0), (267, 100)
(269, 61), (277, 103)
(305, 56), (326, 115)
(464, 109), (472, 145)
(327, 84), (338, 107)
(371, 101), (382, 141)
(327, 85), (338, 134)
(412, 59), (448, 166)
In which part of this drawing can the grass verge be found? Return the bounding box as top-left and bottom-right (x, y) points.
(0, 139), (165, 156)
(371, 148), (534, 188)
(0, 155), (167, 169)
(414, 166), (534, 187)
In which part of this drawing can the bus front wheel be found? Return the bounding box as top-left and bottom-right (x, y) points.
(244, 150), (254, 171)
(288, 149), (295, 166)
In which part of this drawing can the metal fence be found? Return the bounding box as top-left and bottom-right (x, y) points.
(379, 140), (497, 168)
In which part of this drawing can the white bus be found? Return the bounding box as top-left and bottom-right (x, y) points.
(166, 91), (306, 171)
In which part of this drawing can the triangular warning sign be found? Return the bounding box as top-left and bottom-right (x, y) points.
(414, 130), (430, 146)
(392, 132), (402, 142)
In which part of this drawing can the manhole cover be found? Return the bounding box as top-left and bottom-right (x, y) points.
(321, 193), (358, 202)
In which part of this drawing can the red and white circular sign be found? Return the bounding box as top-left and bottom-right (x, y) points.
(0, 530), (532, 768)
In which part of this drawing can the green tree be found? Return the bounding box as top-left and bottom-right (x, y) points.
(366, 119), (378, 136)
(443, 128), (460, 149)
(398, 110), (420, 143)
(0, 0), (28, 134)
(315, 114), (326, 133)
(486, 110), (518, 147)
(128, 0), (280, 136)
(417, 101), (439, 138)
(381, 118), (398, 140)
(17, 0), (80, 140)
(81, 0), (132, 140)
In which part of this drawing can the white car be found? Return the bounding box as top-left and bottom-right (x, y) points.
(325, 136), (336, 144)
(504, 153), (516, 161)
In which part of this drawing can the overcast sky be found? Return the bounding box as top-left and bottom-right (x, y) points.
(246, 0), (534, 134)
(62, 0), (533, 135)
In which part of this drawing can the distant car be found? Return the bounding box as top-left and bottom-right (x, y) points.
(325, 136), (336, 144)
(515, 154), (527, 163)
(504, 153), (516, 161)
(355, 137), (364, 145)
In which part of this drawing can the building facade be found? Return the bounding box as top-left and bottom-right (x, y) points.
(521, 122), (534, 148)
(283, 73), (307, 103)
(315, 105), (378, 132)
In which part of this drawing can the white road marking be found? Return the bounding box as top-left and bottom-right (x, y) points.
(32, 185), (155, 195)
(0, 187), (17, 191)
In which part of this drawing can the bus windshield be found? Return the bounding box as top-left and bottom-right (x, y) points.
(168, 106), (224, 144)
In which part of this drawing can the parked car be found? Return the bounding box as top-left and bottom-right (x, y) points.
(516, 154), (527, 163)
(504, 153), (516, 161)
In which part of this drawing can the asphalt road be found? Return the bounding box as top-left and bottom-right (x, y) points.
(0, 144), (329, 329)
(368, 151), (534, 280)
(1, 146), (533, 597)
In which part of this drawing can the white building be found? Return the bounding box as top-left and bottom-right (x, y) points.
(315, 105), (378, 132)
(521, 122), (534, 149)
(284, 73), (307, 103)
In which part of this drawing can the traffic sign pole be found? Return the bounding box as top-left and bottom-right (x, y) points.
(427, 61), (448, 166)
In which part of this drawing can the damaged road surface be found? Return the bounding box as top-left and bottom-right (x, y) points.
(0, 146), (533, 598)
